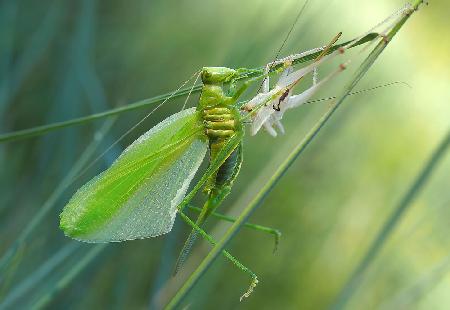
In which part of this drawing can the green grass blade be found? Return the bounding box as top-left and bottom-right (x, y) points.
(164, 3), (424, 308)
(331, 128), (450, 310)
(0, 119), (115, 275)
(0, 88), (199, 143)
(30, 244), (106, 310)
(0, 243), (80, 309)
(0, 2), (63, 115)
(0, 34), (377, 144)
(0, 0), (17, 104)
(378, 253), (450, 310)
(238, 33), (378, 81)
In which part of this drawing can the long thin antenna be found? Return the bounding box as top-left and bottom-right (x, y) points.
(73, 70), (200, 181)
(303, 81), (412, 105)
(74, 1), (310, 181)
(258, 0), (310, 92)
(181, 70), (201, 111)
(271, 0), (310, 65)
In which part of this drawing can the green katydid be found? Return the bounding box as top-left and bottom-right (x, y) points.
(58, 43), (341, 240)
(59, 3), (413, 300)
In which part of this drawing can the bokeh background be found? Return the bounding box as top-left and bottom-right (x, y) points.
(0, 0), (449, 309)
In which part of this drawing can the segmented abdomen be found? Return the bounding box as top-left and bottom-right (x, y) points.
(215, 144), (242, 186)
(202, 106), (237, 139)
(201, 105), (243, 193)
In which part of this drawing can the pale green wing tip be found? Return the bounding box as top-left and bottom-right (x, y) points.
(58, 108), (206, 243)
(59, 208), (94, 242)
(59, 216), (106, 243)
(59, 211), (83, 240)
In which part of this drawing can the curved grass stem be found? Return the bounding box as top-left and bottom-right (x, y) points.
(331, 128), (450, 310)
(0, 35), (376, 143)
(164, 2), (425, 308)
(0, 119), (116, 277)
(0, 243), (80, 309)
(31, 244), (106, 310)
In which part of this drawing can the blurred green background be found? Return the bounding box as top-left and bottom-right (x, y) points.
(0, 0), (449, 309)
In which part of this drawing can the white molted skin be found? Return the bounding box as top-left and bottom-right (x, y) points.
(245, 3), (413, 137)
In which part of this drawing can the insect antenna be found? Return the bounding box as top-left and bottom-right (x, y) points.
(257, 0), (311, 92)
(239, 81), (411, 116)
(72, 70), (202, 182)
(271, 0), (310, 66)
(181, 70), (202, 111)
(302, 81), (412, 105)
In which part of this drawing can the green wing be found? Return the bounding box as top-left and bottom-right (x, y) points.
(60, 108), (207, 243)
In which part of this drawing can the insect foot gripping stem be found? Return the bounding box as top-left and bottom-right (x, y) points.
(240, 276), (259, 302)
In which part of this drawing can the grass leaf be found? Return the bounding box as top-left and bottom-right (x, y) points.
(0, 35), (376, 143)
(165, 2), (426, 308)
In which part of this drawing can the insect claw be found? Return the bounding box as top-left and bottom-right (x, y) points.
(272, 230), (282, 253)
(240, 276), (259, 302)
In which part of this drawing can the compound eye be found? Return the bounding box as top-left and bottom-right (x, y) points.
(201, 71), (213, 83)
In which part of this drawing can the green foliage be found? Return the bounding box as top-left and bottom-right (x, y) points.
(1, 1), (449, 309)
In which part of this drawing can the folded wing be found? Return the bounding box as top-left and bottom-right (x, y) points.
(60, 108), (207, 242)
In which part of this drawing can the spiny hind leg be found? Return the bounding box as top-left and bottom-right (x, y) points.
(175, 143), (243, 274)
(178, 211), (258, 300)
(187, 205), (281, 253)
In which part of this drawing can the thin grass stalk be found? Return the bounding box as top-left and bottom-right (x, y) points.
(165, 2), (425, 308)
(344, 197), (450, 303)
(30, 244), (106, 310)
(148, 223), (181, 309)
(0, 243), (80, 309)
(0, 0), (17, 102)
(378, 252), (450, 310)
(0, 2), (63, 115)
(331, 128), (450, 310)
(0, 119), (115, 276)
(0, 35), (376, 143)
